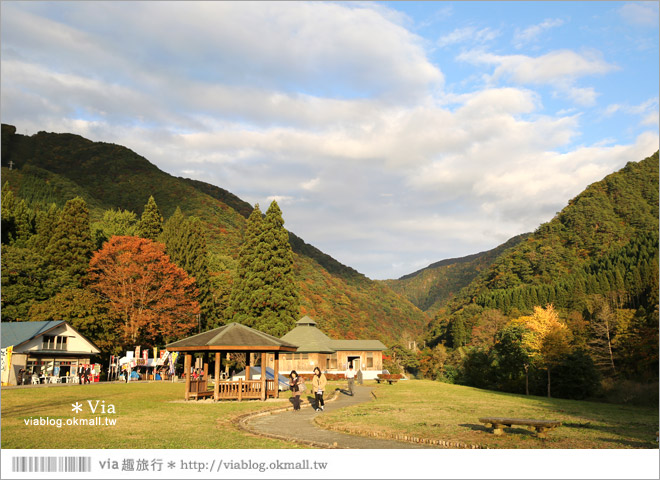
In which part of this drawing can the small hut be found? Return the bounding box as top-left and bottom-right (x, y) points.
(166, 322), (297, 401)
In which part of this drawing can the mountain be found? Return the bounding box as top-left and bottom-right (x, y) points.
(425, 151), (659, 351)
(383, 233), (529, 315)
(1, 124), (430, 344)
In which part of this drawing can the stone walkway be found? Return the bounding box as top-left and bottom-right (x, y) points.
(243, 385), (433, 449)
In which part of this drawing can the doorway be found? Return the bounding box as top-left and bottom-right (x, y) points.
(347, 356), (361, 371)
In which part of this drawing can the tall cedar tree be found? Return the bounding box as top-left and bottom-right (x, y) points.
(229, 204), (263, 323)
(161, 208), (217, 330)
(138, 195), (163, 241)
(88, 236), (199, 348)
(45, 196), (93, 281)
(244, 201), (299, 336)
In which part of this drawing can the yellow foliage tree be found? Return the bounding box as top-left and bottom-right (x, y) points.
(512, 304), (573, 397)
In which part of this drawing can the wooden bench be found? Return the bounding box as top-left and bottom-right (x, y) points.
(376, 374), (400, 384)
(478, 417), (561, 438)
(189, 378), (213, 400)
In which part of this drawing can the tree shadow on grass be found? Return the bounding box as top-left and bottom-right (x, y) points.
(596, 437), (657, 448)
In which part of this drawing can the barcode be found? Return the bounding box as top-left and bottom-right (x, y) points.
(11, 456), (91, 473)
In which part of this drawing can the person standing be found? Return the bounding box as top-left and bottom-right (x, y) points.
(312, 367), (327, 412)
(346, 364), (356, 396)
(288, 370), (302, 411)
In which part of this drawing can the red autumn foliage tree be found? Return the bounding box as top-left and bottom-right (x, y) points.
(88, 236), (199, 348)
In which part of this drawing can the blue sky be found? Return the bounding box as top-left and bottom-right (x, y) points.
(1, 1), (658, 279)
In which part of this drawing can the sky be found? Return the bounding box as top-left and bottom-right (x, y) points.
(1, 1), (658, 280)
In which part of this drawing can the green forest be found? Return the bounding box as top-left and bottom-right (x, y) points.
(0, 124), (429, 349)
(385, 152), (659, 404)
(1, 124), (657, 405)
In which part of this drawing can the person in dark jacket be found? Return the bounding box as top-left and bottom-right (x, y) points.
(288, 370), (302, 411)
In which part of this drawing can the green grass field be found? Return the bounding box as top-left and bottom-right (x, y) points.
(316, 380), (659, 449)
(2, 380), (657, 449)
(1, 382), (305, 449)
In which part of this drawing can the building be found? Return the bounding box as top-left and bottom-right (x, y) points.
(276, 316), (387, 379)
(1, 321), (101, 385)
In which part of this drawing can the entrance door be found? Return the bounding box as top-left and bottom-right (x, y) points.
(348, 356), (361, 371)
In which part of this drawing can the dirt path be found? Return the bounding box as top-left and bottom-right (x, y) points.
(242, 385), (433, 449)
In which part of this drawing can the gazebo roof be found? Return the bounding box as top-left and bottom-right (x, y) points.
(166, 322), (298, 352)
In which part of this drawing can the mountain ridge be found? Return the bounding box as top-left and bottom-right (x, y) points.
(1, 124), (430, 344)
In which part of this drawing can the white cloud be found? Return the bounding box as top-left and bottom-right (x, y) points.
(457, 49), (616, 106)
(513, 18), (564, 48)
(603, 97), (660, 126)
(301, 177), (321, 191)
(437, 26), (498, 48)
(1, 1), (657, 280)
(619, 2), (659, 27)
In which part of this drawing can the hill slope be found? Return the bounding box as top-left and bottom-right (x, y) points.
(426, 151), (659, 349)
(1, 124), (429, 344)
(383, 234), (528, 315)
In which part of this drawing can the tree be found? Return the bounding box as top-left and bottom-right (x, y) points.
(92, 208), (139, 248)
(493, 323), (532, 394)
(28, 288), (121, 356)
(587, 295), (617, 376)
(244, 200), (299, 336)
(162, 208), (217, 330)
(138, 195), (163, 241)
(45, 196), (94, 281)
(1, 245), (62, 321)
(1, 184), (35, 247)
(88, 236), (199, 348)
(512, 305), (573, 397)
(228, 204), (263, 322)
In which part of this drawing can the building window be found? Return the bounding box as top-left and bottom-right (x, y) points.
(329, 353), (338, 369)
(366, 352), (374, 368)
(42, 335), (67, 350)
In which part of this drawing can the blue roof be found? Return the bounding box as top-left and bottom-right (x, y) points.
(234, 366), (290, 390)
(1, 321), (65, 349)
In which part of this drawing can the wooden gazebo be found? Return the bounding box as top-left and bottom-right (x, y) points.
(166, 323), (298, 401)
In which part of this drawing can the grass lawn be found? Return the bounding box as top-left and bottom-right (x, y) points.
(316, 380), (659, 449)
(1, 381), (307, 449)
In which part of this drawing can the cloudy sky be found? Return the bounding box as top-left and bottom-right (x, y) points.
(1, 1), (658, 280)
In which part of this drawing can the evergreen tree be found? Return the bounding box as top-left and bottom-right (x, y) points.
(228, 204), (264, 323)
(29, 203), (60, 252)
(162, 208), (217, 330)
(138, 195), (163, 241)
(230, 201), (299, 336)
(45, 196), (93, 281)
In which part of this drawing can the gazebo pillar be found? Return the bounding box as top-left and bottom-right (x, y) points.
(245, 351), (251, 380)
(273, 352), (280, 399)
(184, 354), (192, 401)
(214, 352), (220, 401)
(260, 352), (267, 401)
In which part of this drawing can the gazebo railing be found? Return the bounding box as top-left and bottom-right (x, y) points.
(213, 379), (277, 400)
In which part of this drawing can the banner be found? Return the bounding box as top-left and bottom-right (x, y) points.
(142, 349), (148, 362)
(153, 347), (158, 361)
(135, 346), (140, 360)
(1, 346), (13, 386)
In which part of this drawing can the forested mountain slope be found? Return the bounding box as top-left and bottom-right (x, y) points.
(426, 151), (658, 362)
(383, 234), (528, 315)
(1, 125), (429, 344)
